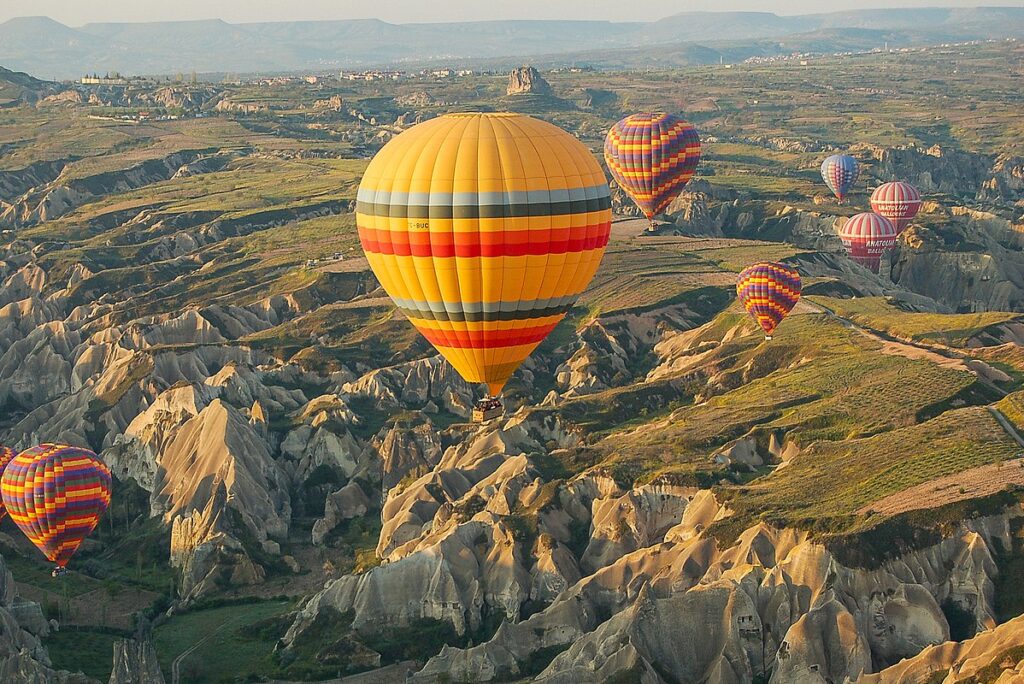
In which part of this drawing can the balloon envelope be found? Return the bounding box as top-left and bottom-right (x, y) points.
(820, 155), (859, 201)
(604, 112), (701, 222)
(1, 444), (112, 567)
(736, 262), (802, 337)
(356, 112), (613, 396)
(837, 212), (897, 274)
(870, 182), (921, 234)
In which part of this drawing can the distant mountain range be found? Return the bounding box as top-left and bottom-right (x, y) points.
(2, 7), (1024, 79)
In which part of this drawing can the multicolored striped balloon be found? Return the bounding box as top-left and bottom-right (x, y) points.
(0, 446), (14, 521)
(870, 181), (921, 234)
(736, 262), (802, 339)
(837, 212), (898, 274)
(356, 113), (612, 396)
(604, 112), (701, 223)
(1, 444), (112, 568)
(820, 154), (859, 202)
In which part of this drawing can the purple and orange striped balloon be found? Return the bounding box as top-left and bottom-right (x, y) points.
(736, 262), (802, 339)
(1, 444), (112, 568)
(604, 112), (701, 223)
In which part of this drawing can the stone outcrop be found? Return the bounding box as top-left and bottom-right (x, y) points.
(861, 613), (1024, 683)
(108, 639), (164, 684)
(506, 66), (552, 96)
(312, 481), (372, 545)
(863, 143), (1024, 202)
(0, 150), (210, 228)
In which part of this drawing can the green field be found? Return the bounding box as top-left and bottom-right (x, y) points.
(812, 296), (1021, 347)
(45, 628), (125, 681)
(714, 406), (1020, 542)
(152, 600), (293, 683)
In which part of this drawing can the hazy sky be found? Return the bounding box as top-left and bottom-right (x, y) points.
(3, 0), (1022, 25)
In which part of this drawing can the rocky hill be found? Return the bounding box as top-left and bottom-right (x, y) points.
(0, 41), (1023, 683)
(0, 66), (59, 106)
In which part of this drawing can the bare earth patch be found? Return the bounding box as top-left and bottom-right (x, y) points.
(857, 458), (1024, 517)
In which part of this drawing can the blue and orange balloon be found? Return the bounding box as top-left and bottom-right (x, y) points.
(737, 262), (802, 339)
(604, 112), (701, 226)
(1, 444), (112, 569)
(820, 154), (859, 203)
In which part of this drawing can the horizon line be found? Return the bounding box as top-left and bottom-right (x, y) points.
(2, 5), (1020, 29)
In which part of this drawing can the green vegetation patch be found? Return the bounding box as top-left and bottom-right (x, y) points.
(152, 599), (293, 683)
(811, 296), (1020, 348)
(712, 407), (1021, 558)
(44, 627), (127, 681)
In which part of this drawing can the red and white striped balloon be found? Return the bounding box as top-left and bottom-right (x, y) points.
(870, 182), (921, 234)
(837, 213), (897, 274)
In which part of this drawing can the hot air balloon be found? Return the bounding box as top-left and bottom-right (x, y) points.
(870, 181), (921, 234)
(837, 212), (897, 274)
(1, 444), (112, 574)
(820, 154), (859, 203)
(604, 112), (701, 229)
(736, 262), (802, 340)
(356, 113), (612, 417)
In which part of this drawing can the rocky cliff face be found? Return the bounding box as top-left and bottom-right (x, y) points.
(861, 612), (1024, 683)
(0, 150), (212, 228)
(279, 384), (1021, 684)
(862, 143), (1024, 203)
(402, 501), (1014, 683)
(506, 66), (552, 96)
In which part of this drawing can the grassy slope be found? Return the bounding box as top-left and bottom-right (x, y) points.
(812, 296), (1021, 346)
(152, 600), (293, 682)
(45, 629), (123, 681)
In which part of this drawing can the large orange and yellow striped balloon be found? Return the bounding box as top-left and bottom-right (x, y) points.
(357, 113), (613, 396)
(1, 444), (112, 568)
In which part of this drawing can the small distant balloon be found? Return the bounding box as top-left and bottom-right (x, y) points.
(837, 212), (897, 274)
(736, 262), (802, 339)
(820, 154), (859, 202)
(870, 181), (922, 234)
